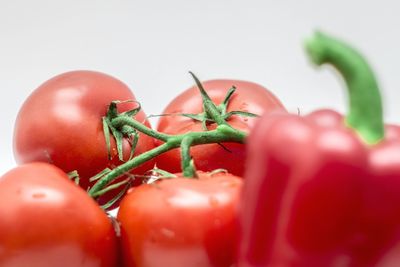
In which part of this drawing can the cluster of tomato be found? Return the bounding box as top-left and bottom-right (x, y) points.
(0, 70), (286, 267)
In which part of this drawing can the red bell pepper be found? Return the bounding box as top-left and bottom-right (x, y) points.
(238, 31), (400, 267)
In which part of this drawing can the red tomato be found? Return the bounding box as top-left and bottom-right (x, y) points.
(0, 163), (118, 267)
(117, 171), (243, 267)
(13, 70), (155, 205)
(155, 79), (286, 176)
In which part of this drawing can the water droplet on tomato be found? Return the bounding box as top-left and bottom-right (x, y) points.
(160, 228), (175, 238)
(209, 196), (219, 207)
(32, 192), (45, 199)
(221, 180), (238, 188)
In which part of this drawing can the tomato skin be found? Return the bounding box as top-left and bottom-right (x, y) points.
(117, 171), (243, 267)
(0, 162), (118, 267)
(13, 71), (155, 203)
(155, 79), (286, 176)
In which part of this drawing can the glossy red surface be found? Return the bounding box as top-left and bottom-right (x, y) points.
(155, 79), (286, 177)
(118, 171), (242, 267)
(13, 71), (155, 205)
(0, 163), (118, 267)
(239, 109), (400, 267)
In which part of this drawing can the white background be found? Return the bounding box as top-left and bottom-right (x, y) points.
(1, 0), (399, 175)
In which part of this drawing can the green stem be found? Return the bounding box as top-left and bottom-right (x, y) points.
(220, 87), (236, 115)
(181, 136), (195, 177)
(189, 72), (229, 126)
(91, 178), (130, 198)
(88, 143), (171, 196)
(88, 117), (247, 197)
(112, 116), (171, 142)
(305, 31), (384, 144)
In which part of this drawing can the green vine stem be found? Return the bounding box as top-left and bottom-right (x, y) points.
(305, 31), (384, 144)
(181, 136), (195, 177)
(88, 114), (247, 197)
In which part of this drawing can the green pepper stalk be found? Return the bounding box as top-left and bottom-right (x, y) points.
(305, 31), (384, 144)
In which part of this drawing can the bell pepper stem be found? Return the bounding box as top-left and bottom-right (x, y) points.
(305, 31), (384, 144)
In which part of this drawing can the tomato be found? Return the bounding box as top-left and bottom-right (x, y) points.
(117, 171), (243, 267)
(0, 163), (118, 267)
(13, 70), (155, 205)
(155, 79), (286, 176)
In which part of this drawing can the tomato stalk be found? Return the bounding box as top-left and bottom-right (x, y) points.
(181, 136), (196, 177)
(88, 120), (246, 197)
(88, 77), (250, 198)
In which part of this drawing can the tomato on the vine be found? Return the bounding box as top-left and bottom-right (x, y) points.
(155, 79), (286, 176)
(13, 70), (155, 205)
(0, 163), (118, 267)
(117, 171), (242, 267)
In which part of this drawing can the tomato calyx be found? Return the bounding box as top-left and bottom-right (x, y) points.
(149, 72), (259, 131)
(67, 170), (80, 185)
(87, 74), (252, 200)
(190, 72), (259, 123)
(178, 72), (259, 130)
(103, 100), (142, 161)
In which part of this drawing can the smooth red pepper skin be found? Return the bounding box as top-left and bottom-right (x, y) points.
(238, 109), (400, 267)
